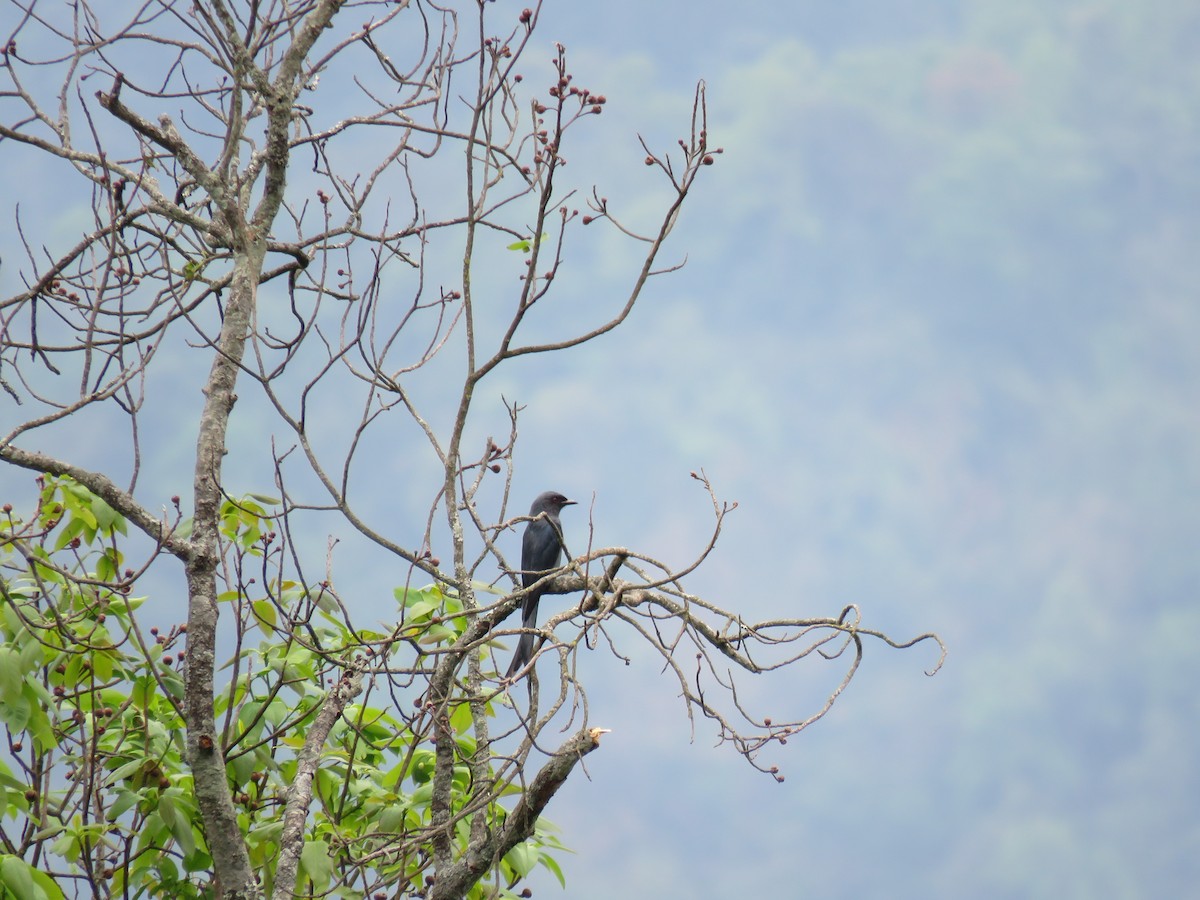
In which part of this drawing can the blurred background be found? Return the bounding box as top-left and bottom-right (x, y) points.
(3, 1), (1197, 897)
(508, 1), (1200, 896)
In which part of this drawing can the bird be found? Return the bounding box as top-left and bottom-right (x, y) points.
(506, 490), (576, 679)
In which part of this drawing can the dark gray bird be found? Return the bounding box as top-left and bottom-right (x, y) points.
(506, 491), (576, 679)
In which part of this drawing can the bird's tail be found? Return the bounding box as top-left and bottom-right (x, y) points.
(505, 632), (536, 680)
(505, 591), (541, 680)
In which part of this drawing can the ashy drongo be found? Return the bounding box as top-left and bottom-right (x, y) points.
(506, 490), (576, 679)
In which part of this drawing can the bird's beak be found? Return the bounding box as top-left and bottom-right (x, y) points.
(563, 499), (578, 506)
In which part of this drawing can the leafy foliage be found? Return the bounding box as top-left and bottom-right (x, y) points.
(0, 477), (564, 898)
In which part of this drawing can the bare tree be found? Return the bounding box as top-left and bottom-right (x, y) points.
(0, 2), (944, 898)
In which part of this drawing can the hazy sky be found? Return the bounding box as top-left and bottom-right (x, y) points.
(504, 3), (1200, 897)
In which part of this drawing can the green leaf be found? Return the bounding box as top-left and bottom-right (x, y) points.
(90, 496), (122, 534)
(299, 839), (333, 890)
(50, 829), (80, 862)
(1, 854), (41, 900)
(313, 588), (338, 614)
(504, 841), (537, 878)
(182, 846), (212, 873)
(96, 550), (116, 583)
(377, 803), (408, 833)
(539, 852), (568, 888)
(52, 516), (86, 551)
(158, 793), (178, 830)
(418, 624), (457, 644)
(131, 675), (155, 708)
(29, 865), (65, 900)
(0, 693), (31, 733)
(0, 648), (21, 700)
(165, 799), (196, 855)
(108, 789), (140, 821)
(449, 701), (473, 734)
(251, 599), (277, 632)
(8, 854), (64, 900)
(106, 594), (147, 615)
(105, 758), (148, 786)
(506, 232), (549, 252)
(247, 820), (284, 846)
(397, 586), (446, 624)
(28, 821), (65, 843)
(22, 685), (55, 752)
(0, 757), (18, 782)
(71, 508), (99, 534)
(16, 638), (43, 676)
(91, 648), (115, 681)
(228, 750), (255, 788)
(154, 855), (179, 885)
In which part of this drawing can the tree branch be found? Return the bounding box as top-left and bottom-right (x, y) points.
(427, 727), (604, 900)
(272, 663), (365, 900)
(0, 442), (192, 560)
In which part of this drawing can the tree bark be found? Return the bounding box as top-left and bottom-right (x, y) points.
(184, 242), (268, 899)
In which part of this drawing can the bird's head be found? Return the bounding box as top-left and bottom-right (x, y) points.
(530, 491), (576, 516)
